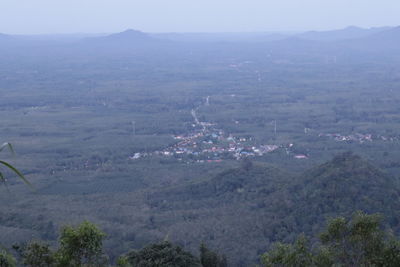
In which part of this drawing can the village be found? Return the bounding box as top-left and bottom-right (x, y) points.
(129, 97), (306, 163)
(129, 97), (400, 163)
(129, 124), (294, 163)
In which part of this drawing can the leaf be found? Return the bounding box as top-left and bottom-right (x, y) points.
(0, 142), (15, 154)
(0, 160), (32, 187)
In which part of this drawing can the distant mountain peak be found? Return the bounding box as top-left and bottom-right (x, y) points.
(362, 26), (400, 45)
(106, 29), (151, 40)
(297, 26), (392, 41)
(118, 29), (146, 35)
(83, 28), (155, 46)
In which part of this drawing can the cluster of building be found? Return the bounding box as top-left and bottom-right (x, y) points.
(129, 128), (397, 163)
(319, 133), (397, 143)
(129, 97), (309, 163)
(130, 128), (285, 162)
(129, 126), (309, 162)
(167, 131), (282, 161)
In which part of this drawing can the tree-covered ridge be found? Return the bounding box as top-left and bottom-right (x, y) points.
(262, 211), (400, 267)
(140, 153), (400, 264)
(283, 152), (400, 236)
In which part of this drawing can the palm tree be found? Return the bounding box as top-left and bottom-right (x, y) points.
(0, 142), (30, 186)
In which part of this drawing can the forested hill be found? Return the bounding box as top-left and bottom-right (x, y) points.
(296, 26), (391, 41)
(144, 153), (400, 265)
(86, 29), (155, 44)
(293, 152), (400, 217)
(338, 26), (400, 52)
(279, 152), (400, 238)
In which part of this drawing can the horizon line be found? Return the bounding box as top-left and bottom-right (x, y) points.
(1, 24), (399, 36)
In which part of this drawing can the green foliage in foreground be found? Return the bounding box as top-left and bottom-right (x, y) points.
(13, 221), (107, 267)
(56, 221), (107, 266)
(14, 241), (54, 267)
(11, 221), (226, 267)
(117, 241), (201, 267)
(116, 241), (228, 267)
(261, 211), (400, 267)
(0, 249), (16, 267)
(5, 212), (400, 266)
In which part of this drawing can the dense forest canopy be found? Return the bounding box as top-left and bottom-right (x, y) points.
(1, 212), (399, 266)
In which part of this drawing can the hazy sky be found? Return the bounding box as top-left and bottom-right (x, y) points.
(1, 0), (400, 34)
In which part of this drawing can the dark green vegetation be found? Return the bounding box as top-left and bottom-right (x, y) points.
(8, 220), (225, 267)
(0, 250), (16, 267)
(143, 153), (400, 264)
(12, 221), (106, 267)
(4, 212), (399, 266)
(3, 212), (400, 266)
(1, 27), (400, 265)
(117, 241), (201, 267)
(262, 212), (400, 267)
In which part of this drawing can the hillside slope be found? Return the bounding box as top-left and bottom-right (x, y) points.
(298, 26), (391, 41)
(146, 154), (400, 265)
(273, 152), (400, 239)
